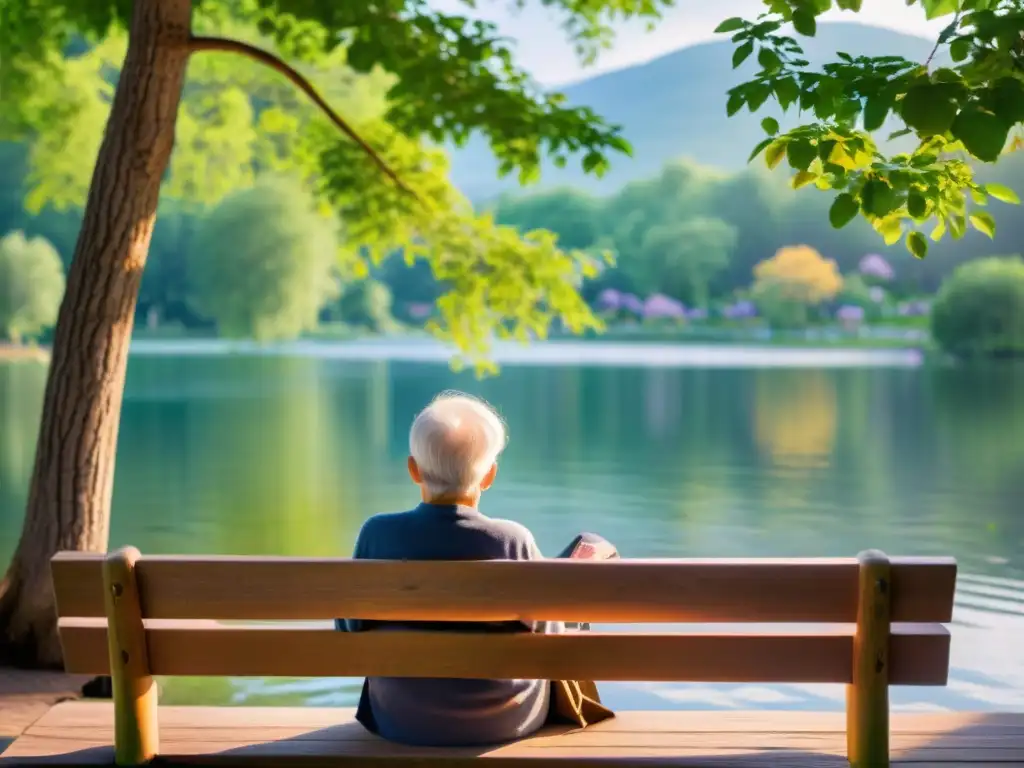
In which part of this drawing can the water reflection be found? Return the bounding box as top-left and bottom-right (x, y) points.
(753, 370), (837, 470)
(0, 353), (1021, 712)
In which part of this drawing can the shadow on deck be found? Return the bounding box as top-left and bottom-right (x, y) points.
(2, 704), (1022, 765)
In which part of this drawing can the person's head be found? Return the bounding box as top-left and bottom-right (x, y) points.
(407, 391), (507, 505)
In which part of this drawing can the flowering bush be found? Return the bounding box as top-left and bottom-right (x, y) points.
(642, 293), (686, 321)
(858, 254), (894, 282)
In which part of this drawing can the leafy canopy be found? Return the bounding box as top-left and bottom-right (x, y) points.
(0, 0), (680, 368)
(720, 0), (1024, 260)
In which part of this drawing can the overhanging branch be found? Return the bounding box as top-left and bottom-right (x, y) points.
(188, 36), (417, 200)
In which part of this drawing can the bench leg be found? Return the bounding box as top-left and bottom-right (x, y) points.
(104, 546), (159, 765)
(846, 549), (891, 768)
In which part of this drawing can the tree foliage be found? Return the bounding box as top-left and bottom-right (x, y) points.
(2, 0), (682, 370)
(750, 244), (843, 328)
(335, 279), (396, 333)
(189, 176), (340, 341)
(624, 217), (738, 306)
(721, 0), (1024, 260)
(0, 231), (65, 344)
(931, 255), (1024, 357)
(753, 245), (844, 304)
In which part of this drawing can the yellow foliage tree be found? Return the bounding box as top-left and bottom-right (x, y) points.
(752, 245), (844, 304)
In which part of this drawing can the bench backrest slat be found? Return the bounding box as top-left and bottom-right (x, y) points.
(51, 554), (957, 623)
(57, 620), (951, 685)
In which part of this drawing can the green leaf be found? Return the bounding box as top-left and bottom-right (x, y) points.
(829, 193), (859, 229)
(970, 211), (997, 238)
(877, 216), (903, 246)
(786, 138), (817, 171)
(715, 17), (746, 33)
(733, 40), (755, 68)
(746, 84), (772, 111)
(757, 47), (783, 73)
(748, 136), (774, 162)
(930, 219), (946, 241)
(792, 10), (816, 36)
(761, 117), (780, 135)
(900, 85), (959, 136)
(861, 179), (896, 217)
(951, 107), (1011, 163)
(726, 90), (745, 117)
(950, 37), (971, 63)
(765, 139), (788, 169)
(990, 78), (1024, 125)
(907, 191), (928, 219)
(792, 170), (817, 189)
(774, 78), (800, 110)
(863, 93), (891, 131)
(906, 231), (928, 259)
(949, 214), (967, 239)
(985, 183), (1021, 204)
(922, 0), (958, 20)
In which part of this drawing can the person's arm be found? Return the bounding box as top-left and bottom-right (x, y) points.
(335, 522), (374, 633)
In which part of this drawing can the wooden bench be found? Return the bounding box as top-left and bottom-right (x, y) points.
(2, 548), (963, 766)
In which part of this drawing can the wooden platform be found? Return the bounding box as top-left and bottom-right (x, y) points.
(2, 703), (1023, 766)
(0, 668), (90, 744)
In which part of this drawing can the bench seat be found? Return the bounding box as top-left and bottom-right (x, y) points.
(4, 702), (1023, 766)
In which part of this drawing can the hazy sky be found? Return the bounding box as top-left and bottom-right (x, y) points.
(432, 0), (946, 85)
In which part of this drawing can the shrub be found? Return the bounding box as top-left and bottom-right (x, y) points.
(0, 231), (65, 343)
(931, 256), (1024, 359)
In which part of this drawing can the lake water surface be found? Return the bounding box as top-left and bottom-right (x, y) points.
(1, 341), (1022, 712)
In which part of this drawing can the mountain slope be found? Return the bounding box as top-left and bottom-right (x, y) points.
(449, 23), (935, 200)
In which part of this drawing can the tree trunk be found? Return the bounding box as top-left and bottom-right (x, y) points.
(0, 0), (193, 668)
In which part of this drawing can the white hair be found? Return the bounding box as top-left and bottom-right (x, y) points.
(409, 391), (507, 497)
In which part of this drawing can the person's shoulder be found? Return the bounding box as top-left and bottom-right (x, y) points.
(480, 516), (539, 548)
(360, 508), (417, 531)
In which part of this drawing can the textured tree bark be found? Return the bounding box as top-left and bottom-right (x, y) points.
(0, 0), (193, 668)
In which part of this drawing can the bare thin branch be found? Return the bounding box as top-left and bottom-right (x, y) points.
(188, 35), (418, 201)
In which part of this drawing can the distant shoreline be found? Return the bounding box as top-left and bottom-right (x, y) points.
(2, 334), (930, 370)
(126, 337), (926, 369)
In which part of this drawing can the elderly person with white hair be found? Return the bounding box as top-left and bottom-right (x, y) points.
(337, 391), (616, 747)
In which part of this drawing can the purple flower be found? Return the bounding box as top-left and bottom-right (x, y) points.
(406, 302), (433, 319)
(859, 254), (895, 281)
(686, 307), (708, 321)
(836, 304), (865, 323)
(723, 300), (757, 319)
(620, 293), (645, 316)
(643, 293), (686, 319)
(595, 289), (621, 312)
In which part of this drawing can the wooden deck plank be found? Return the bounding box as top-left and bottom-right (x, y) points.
(29, 704), (1024, 734)
(2, 703), (1022, 765)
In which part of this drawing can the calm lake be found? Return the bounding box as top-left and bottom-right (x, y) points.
(1, 341), (1022, 712)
